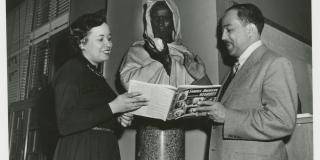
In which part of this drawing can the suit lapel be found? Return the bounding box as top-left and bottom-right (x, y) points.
(221, 45), (268, 104)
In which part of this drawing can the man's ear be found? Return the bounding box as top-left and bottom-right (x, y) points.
(246, 23), (257, 37)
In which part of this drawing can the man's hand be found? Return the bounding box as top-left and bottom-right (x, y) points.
(117, 113), (134, 127)
(184, 54), (206, 80)
(190, 101), (226, 123)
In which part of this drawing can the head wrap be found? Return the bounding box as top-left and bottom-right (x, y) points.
(143, 0), (182, 42)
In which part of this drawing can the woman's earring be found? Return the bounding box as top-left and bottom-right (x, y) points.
(79, 39), (86, 50)
(80, 38), (88, 49)
(79, 44), (85, 50)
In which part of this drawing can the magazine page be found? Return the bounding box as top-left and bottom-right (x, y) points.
(128, 80), (176, 121)
(167, 85), (221, 120)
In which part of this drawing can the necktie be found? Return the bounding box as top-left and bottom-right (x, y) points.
(218, 62), (240, 101)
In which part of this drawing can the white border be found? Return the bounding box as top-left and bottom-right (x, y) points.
(312, 0), (319, 159)
(0, 0), (9, 159)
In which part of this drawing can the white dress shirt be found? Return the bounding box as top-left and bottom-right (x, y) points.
(237, 40), (263, 70)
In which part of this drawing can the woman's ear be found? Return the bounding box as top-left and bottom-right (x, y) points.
(79, 44), (85, 50)
(79, 39), (86, 50)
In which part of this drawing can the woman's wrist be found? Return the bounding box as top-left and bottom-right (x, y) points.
(108, 102), (118, 114)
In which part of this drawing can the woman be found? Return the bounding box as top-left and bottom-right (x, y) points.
(53, 13), (148, 160)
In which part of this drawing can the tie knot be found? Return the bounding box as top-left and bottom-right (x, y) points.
(233, 62), (240, 74)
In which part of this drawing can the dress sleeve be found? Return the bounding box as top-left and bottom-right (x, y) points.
(120, 46), (166, 89)
(223, 57), (298, 140)
(54, 68), (115, 135)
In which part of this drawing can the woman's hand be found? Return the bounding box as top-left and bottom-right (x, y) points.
(109, 92), (148, 114)
(117, 113), (134, 127)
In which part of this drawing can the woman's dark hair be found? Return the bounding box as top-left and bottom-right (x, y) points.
(69, 13), (106, 53)
(226, 3), (264, 34)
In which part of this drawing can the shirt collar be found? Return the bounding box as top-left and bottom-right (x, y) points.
(237, 40), (262, 69)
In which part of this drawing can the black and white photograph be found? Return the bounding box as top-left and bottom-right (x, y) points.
(1, 0), (319, 160)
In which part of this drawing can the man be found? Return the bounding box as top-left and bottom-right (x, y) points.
(191, 3), (298, 160)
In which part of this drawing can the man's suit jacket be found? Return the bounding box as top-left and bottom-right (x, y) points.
(209, 45), (298, 160)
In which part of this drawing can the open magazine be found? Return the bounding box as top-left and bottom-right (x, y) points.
(128, 80), (221, 121)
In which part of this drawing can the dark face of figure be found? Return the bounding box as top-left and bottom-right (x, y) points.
(150, 2), (174, 43)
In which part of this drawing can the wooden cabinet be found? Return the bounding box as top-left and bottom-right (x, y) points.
(9, 99), (42, 160)
(9, 96), (59, 160)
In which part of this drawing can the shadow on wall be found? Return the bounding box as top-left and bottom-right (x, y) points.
(261, 24), (312, 113)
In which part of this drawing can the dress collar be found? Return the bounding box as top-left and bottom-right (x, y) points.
(77, 55), (103, 77)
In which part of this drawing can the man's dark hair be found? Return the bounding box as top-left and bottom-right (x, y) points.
(226, 3), (264, 34)
(69, 13), (106, 53)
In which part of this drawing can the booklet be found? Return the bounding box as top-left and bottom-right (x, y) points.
(128, 80), (221, 121)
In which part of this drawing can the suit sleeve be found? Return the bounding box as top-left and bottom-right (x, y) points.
(54, 74), (115, 136)
(223, 57), (298, 140)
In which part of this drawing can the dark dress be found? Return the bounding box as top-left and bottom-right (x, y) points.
(53, 56), (121, 160)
